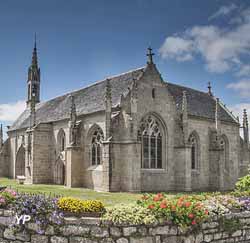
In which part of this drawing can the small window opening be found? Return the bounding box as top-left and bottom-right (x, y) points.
(152, 88), (155, 99)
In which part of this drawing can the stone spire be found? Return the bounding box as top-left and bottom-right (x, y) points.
(243, 109), (249, 145)
(27, 34), (41, 107)
(105, 79), (112, 140)
(0, 124), (3, 150)
(208, 82), (213, 96)
(147, 47), (155, 65)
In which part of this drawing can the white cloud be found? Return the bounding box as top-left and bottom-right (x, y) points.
(0, 100), (26, 122)
(209, 3), (238, 21)
(237, 65), (250, 77)
(227, 80), (250, 98)
(159, 6), (250, 74)
(159, 37), (194, 61)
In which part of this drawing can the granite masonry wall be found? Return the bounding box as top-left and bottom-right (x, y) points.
(1, 209), (250, 243)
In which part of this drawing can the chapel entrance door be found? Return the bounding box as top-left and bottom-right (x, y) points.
(54, 159), (65, 185)
(15, 146), (25, 178)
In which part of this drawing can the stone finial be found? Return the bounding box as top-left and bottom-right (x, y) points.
(105, 79), (112, 140)
(182, 90), (188, 114)
(69, 95), (77, 125)
(243, 109), (249, 145)
(208, 82), (213, 96)
(0, 124), (3, 149)
(181, 91), (188, 144)
(105, 79), (112, 101)
(243, 109), (248, 127)
(147, 47), (155, 65)
(215, 98), (221, 131)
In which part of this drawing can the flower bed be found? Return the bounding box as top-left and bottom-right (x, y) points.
(57, 197), (105, 217)
(2, 174), (250, 235)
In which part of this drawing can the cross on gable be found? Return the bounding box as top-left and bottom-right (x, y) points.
(147, 47), (155, 64)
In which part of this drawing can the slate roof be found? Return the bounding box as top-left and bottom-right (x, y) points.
(9, 66), (238, 132)
(167, 83), (238, 123)
(10, 67), (145, 131)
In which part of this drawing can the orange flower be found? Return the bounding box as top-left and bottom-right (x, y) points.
(191, 220), (196, 225)
(188, 213), (194, 219)
(160, 202), (167, 209)
(141, 195), (149, 200)
(177, 202), (183, 207)
(153, 196), (160, 202)
(171, 205), (176, 211)
(185, 201), (191, 207)
(148, 204), (155, 209)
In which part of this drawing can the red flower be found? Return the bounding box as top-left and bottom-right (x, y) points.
(160, 202), (167, 209)
(188, 213), (194, 219)
(185, 201), (191, 207)
(205, 210), (209, 215)
(148, 204), (155, 209)
(191, 220), (196, 225)
(153, 196), (160, 202)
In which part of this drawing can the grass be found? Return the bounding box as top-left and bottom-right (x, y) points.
(0, 177), (142, 207)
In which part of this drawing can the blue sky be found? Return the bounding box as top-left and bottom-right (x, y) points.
(0, 0), (250, 138)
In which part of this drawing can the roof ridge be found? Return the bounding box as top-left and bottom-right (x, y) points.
(37, 66), (145, 108)
(166, 82), (210, 96)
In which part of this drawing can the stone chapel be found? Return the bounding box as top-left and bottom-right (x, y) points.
(0, 41), (249, 192)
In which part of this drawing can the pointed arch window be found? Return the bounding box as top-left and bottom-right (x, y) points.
(58, 129), (66, 152)
(91, 128), (104, 165)
(138, 115), (163, 169)
(188, 133), (199, 170)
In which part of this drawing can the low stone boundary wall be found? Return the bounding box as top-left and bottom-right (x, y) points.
(0, 209), (250, 242)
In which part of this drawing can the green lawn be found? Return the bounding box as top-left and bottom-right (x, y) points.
(0, 177), (141, 207)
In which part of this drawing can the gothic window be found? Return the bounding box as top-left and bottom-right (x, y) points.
(91, 128), (104, 165)
(138, 115), (163, 169)
(58, 129), (66, 152)
(188, 133), (199, 170)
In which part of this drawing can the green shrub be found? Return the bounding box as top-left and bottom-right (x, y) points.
(235, 176), (250, 191)
(102, 204), (157, 225)
(235, 168), (250, 191)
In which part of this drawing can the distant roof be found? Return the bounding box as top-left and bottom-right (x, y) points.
(9, 66), (238, 132)
(167, 83), (238, 123)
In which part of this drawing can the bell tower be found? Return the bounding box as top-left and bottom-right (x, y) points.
(27, 34), (40, 107)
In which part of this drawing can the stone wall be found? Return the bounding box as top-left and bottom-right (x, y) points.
(1, 209), (250, 242)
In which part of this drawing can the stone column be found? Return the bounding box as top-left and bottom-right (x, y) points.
(66, 146), (82, 187)
(209, 147), (221, 191)
(24, 129), (33, 184)
(184, 145), (192, 192)
(174, 145), (192, 192)
(101, 141), (112, 192)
